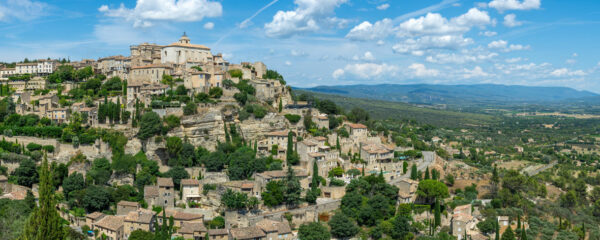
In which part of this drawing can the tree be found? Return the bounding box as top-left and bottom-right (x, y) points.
(128, 229), (154, 240)
(12, 158), (38, 187)
(221, 189), (248, 210)
(88, 158), (112, 185)
(284, 166), (302, 207)
(166, 137), (183, 159)
(208, 87), (223, 98)
(416, 179), (449, 204)
(154, 209), (175, 240)
(286, 131), (294, 164)
(298, 222), (331, 240)
(389, 215), (412, 240)
(341, 191), (362, 218)
(329, 212), (359, 239)
(476, 217), (497, 235)
(112, 154), (136, 175)
(63, 173), (85, 200)
(227, 147), (263, 180)
(434, 199), (441, 227)
(403, 161), (408, 174)
(203, 151), (227, 172)
(278, 98), (283, 113)
(183, 102), (197, 116)
(410, 164), (418, 180)
(501, 225), (515, 240)
(82, 185), (111, 212)
(165, 166), (189, 190)
(20, 156), (64, 240)
(262, 180), (284, 207)
(495, 221), (500, 240)
(138, 112), (162, 140)
(424, 167), (430, 179)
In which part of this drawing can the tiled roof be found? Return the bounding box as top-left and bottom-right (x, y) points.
(164, 209), (203, 221)
(124, 209), (154, 224)
(454, 204), (471, 212)
(347, 123), (367, 129)
(181, 179), (200, 186)
(259, 169), (308, 179)
(94, 215), (125, 231)
(255, 219), (292, 234)
(118, 200), (139, 208)
(166, 42), (210, 50)
(208, 229), (228, 236)
(178, 222), (207, 234)
(144, 186), (159, 198)
(313, 136), (327, 141)
(266, 131), (288, 137)
(157, 177), (174, 187)
(230, 226), (266, 240)
(131, 64), (172, 70)
(87, 212), (105, 220)
(452, 213), (473, 222)
(361, 143), (393, 154)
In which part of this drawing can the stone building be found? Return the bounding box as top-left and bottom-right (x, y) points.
(86, 212), (105, 230)
(161, 209), (203, 228)
(129, 64), (173, 85)
(451, 213), (475, 240)
(208, 229), (228, 240)
(123, 209), (155, 239)
(130, 43), (163, 67)
(397, 178), (418, 203)
(312, 114), (329, 129)
(265, 131), (288, 152)
(229, 226), (266, 240)
(254, 169), (309, 194)
(255, 219), (293, 240)
(161, 33), (213, 65)
(181, 178), (201, 202)
(97, 55), (131, 79)
(175, 222), (207, 240)
(144, 177), (175, 208)
(116, 200), (139, 215)
(93, 215), (125, 240)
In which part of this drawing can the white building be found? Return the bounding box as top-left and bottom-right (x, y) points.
(161, 33), (213, 65)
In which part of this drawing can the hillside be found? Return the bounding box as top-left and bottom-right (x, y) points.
(294, 89), (498, 128)
(301, 84), (598, 107)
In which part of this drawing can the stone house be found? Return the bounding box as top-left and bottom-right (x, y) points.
(255, 219), (293, 240)
(346, 123), (368, 139)
(93, 215), (125, 240)
(320, 186), (346, 199)
(208, 229), (228, 240)
(0, 175), (7, 192)
(222, 180), (259, 198)
(397, 179), (418, 203)
(161, 209), (203, 228)
(123, 209), (155, 239)
(129, 64), (173, 85)
(85, 212), (105, 230)
(144, 177), (175, 208)
(97, 55), (131, 80)
(453, 204), (472, 216)
(175, 222), (207, 240)
(451, 213), (475, 240)
(181, 178), (201, 202)
(254, 169), (309, 194)
(265, 131), (288, 153)
(46, 107), (69, 124)
(312, 114), (329, 129)
(229, 226), (266, 240)
(116, 200), (139, 215)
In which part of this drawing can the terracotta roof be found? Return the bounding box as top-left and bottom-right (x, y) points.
(94, 215), (125, 231)
(181, 179), (200, 186)
(454, 204), (471, 212)
(308, 152), (325, 158)
(223, 181), (254, 190)
(255, 219), (291, 234)
(124, 209), (154, 224)
(313, 136), (327, 141)
(259, 169), (308, 179)
(301, 140), (318, 146)
(144, 186), (159, 198)
(208, 229), (228, 236)
(230, 226), (266, 240)
(178, 222), (207, 234)
(166, 42), (210, 50)
(266, 131), (288, 137)
(347, 123), (367, 129)
(131, 64), (172, 70)
(87, 212), (105, 220)
(452, 213), (473, 222)
(361, 143), (393, 154)
(98, 55), (130, 61)
(157, 177), (174, 187)
(118, 200), (139, 208)
(164, 209), (203, 221)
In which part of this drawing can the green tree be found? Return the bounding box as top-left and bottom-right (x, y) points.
(128, 229), (154, 240)
(208, 87), (223, 98)
(278, 98), (283, 113)
(262, 180), (284, 207)
(298, 222), (331, 240)
(62, 173), (85, 200)
(82, 185), (111, 212)
(165, 166), (189, 190)
(166, 137), (183, 159)
(329, 212), (359, 239)
(221, 189), (248, 210)
(501, 225), (515, 240)
(183, 102), (197, 116)
(112, 154), (137, 175)
(138, 112), (162, 140)
(403, 161), (408, 174)
(88, 158), (112, 185)
(410, 164), (418, 180)
(284, 166), (302, 207)
(154, 209), (175, 240)
(12, 158), (38, 187)
(286, 131), (294, 164)
(20, 156), (64, 240)
(416, 179), (449, 204)
(434, 199), (441, 227)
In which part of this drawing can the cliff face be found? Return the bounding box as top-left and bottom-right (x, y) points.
(175, 108), (225, 151)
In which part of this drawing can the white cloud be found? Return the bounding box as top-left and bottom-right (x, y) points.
(203, 22), (215, 30)
(264, 0), (348, 38)
(290, 49), (308, 57)
(566, 59), (576, 64)
(503, 14), (522, 27)
(376, 40), (385, 45)
(0, 0), (48, 22)
(398, 8), (491, 37)
(393, 35), (474, 55)
(463, 66), (490, 78)
(285, 61), (292, 66)
(332, 63), (399, 79)
(426, 52), (498, 64)
(488, 0), (541, 12)
(505, 57), (522, 63)
(480, 31), (497, 37)
(99, 0), (222, 27)
(376, 3), (390, 10)
(409, 63), (439, 77)
(487, 40), (529, 52)
(346, 18), (394, 41)
(550, 68), (586, 77)
(352, 51), (376, 61)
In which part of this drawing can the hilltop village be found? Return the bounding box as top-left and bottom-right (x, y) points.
(0, 34), (543, 240)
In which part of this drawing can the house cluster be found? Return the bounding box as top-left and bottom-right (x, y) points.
(449, 203), (528, 240)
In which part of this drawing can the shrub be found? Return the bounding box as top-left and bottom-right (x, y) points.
(209, 87), (223, 98)
(284, 114), (301, 123)
(26, 143), (42, 152)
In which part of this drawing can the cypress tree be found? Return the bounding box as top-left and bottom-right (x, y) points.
(495, 221), (500, 240)
(434, 199), (441, 227)
(312, 161), (319, 190)
(286, 131), (294, 164)
(517, 216), (521, 231)
(20, 155), (64, 239)
(520, 228), (527, 240)
(410, 164), (418, 180)
(502, 226), (515, 240)
(424, 167), (430, 180)
(278, 97), (282, 113)
(224, 123), (230, 143)
(336, 135), (341, 154)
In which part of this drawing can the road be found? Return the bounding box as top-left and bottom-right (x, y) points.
(520, 160), (557, 176)
(390, 151), (435, 185)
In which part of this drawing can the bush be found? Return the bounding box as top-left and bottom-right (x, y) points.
(284, 114), (301, 123)
(209, 87), (223, 98)
(26, 143), (42, 152)
(184, 102), (198, 116)
(253, 106), (267, 119)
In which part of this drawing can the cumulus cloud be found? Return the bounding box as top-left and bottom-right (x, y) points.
(505, 57), (522, 63)
(99, 0), (222, 27)
(487, 40), (529, 52)
(480, 31), (497, 37)
(488, 0), (541, 12)
(376, 3), (390, 10)
(393, 35), (474, 55)
(463, 66), (490, 78)
(203, 22), (215, 30)
(264, 0), (348, 38)
(425, 52), (498, 64)
(290, 49), (308, 57)
(346, 18), (395, 41)
(352, 51), (376, 61)
(503, 14), (522, 27)
(409, 63), (439, 77)
(0, 0), (48, 22)
(332, 63), (399, 79)
(550, 68), (586, 77)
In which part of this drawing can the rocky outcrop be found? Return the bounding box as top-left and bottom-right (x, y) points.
(172, 108), (225, 151)
(238, 113), (290, 141)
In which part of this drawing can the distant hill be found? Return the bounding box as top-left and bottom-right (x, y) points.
(300, 84), (598, 106)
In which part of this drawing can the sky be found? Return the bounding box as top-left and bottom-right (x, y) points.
(1, 0), (600, 92)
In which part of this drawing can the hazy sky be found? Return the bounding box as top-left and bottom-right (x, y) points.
(1, 0), (599, 92)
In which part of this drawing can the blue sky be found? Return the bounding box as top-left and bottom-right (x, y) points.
(1, 0), (600, 92)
